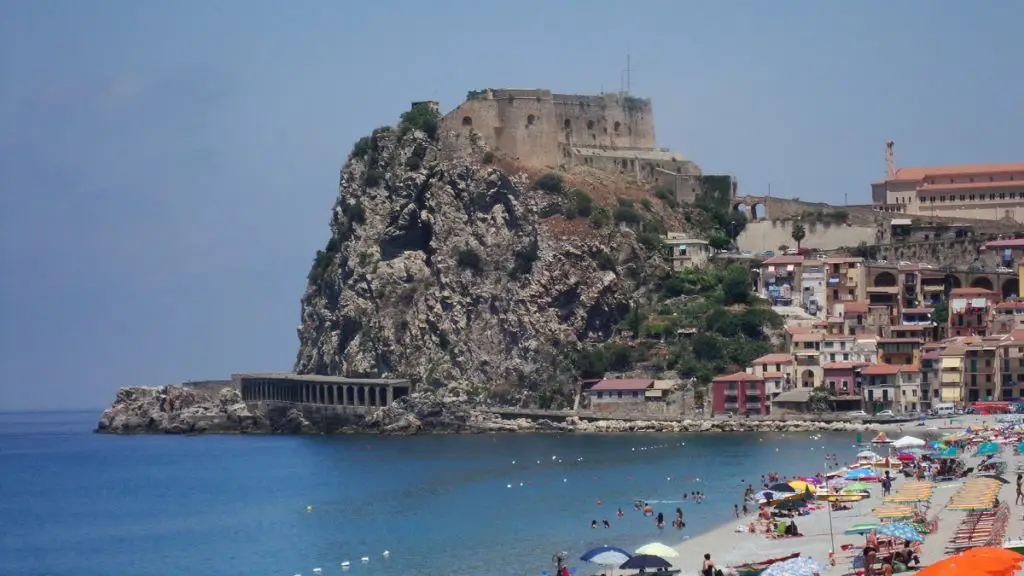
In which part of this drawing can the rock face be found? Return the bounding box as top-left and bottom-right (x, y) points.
(294, 125), (662, 405)
(96, 386), (266, 434)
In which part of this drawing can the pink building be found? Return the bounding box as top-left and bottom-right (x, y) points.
(711, 372), (768, 416)
(822, 362), (859, 396)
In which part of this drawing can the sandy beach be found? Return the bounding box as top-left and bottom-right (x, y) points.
(664, 415), (1024, 575)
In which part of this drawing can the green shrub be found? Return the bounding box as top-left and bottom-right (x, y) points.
(594, 251), (616, 271)
(643, 217), (667, 236)
(589, 208), (611, 228)
(482, 151), (495, 164)
(351, 136), (372, 159)
(535, 172), (564, 194)
(614, 206), (642, 224)
(363, 169), (384, 188)
(640, 198), (653, 211)
(400, 104), (441, 139)
(637, 232), (664, 252)
(617, 197), (635, 208)
(510, 242), (540, 277)
(564, 188), (594, 219)
(346, 201), (366, 224)
(455, 247), (482, 271)
(654, 187), (678, 209)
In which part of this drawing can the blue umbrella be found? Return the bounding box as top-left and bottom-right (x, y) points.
(761, 556), (826, 576)
(846, 469), (874, 479)
(876, 523), (923, 542)
(580, 546), (631, 566)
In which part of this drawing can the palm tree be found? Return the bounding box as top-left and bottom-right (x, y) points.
(791, 222), (806, 250)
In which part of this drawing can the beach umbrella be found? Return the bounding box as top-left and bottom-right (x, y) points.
(788, 480), (816, 494)
(634, 543), (678, 559)
(978, 442), (1001, 456)
(893, 435), (926, 448)
(775, 499), (804, 512)
(579, 546), (631, 566)
(938, 447), (959, 458)
(876, 522), (923, 542)
(842, 482), (871, 493)
(846, 469), (877, 480)
(768, 482), (797, 493)
(845, 523), (879, 534)
(619, 554), (671, 571)
(897, 453), (915, 462)
(799, 476), (821, 485)
(761, 556), (826, 576)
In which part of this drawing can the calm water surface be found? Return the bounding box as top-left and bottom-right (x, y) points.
(0, 412), (861, 576)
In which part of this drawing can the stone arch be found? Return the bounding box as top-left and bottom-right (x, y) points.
(943, 274), (962, 295)
(800, 369), (815, 388)
(1002, 278), (1018, 299)
(970, 276), (994, 291)
(586, 119), (595, 130)
(526, 114), (536, 126)
(461, 116), (472, 127)
(752, 203), (767, 220)
(734, 203), (750, 216)
(563, 118), (571, 129)
(873, 271), (897, 287)
(614, 121), (621, 132)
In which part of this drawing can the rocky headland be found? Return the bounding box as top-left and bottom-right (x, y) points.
(97, 384), (891, 436)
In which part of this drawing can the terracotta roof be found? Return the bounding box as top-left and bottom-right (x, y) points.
(878, 338), (923, 344)
(787, 326), (813, 335)
(591, 379), (654, 391)
(982, 239), (1024, 249)
(899, 365), (921, 373)
(713, 371), (763, 383)
(753, 353), (794, 365)
(890, 162), (1024, 182)
(862, 363), (901, 376)
(761, 371), (787, 378)
(823, 362), (858, 370)
(951, 288), (998, 297)
(919, 180), (1024, 192)
(922, 350), (941, 360)
(792, 333), (824, 343)
(823, 335), (855, 341)
(996, 301), (1024, 310)
(902, 308), (934, 314)
(1011, 328), (1024, 341)
(825, 257), (864, 264)
(762, 255), (805, 265)
(843, 302), (869, 314)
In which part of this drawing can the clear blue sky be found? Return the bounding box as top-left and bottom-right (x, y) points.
(0, 1), (1020, 411)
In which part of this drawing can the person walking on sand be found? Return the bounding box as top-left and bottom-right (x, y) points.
(734, 504), (740, 518)
(1016, 473), (1023, 505)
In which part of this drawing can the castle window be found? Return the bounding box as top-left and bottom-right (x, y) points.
(603, 127), (608, 134)
(461, 116), (473, 127)
(1000, 193), (1006, 200)
(959, 195), (965, 202)
(970, 194), (975, 201)
(990, 194), (996, 200)
(587, 120), (595, 130)
(614, 121), (621, 133)
(563, 119), (571, 129)
(527, 114), (536, 126)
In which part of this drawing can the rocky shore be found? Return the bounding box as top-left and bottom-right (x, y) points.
(96, 384), (890, 436)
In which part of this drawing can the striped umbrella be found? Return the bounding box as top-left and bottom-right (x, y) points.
(877, 523), (923, 542)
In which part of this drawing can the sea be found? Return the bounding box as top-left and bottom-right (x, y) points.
(0, 411), (864, 576)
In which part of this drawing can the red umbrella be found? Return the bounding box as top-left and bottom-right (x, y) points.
(897, 453), (915, 462)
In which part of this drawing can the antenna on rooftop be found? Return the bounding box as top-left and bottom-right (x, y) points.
(620, 50), (636, 97)
(885, 141), (896, 180)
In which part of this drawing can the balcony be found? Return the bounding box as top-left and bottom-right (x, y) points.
(745, 400), (763, 409)
(723, 402), (739, 410)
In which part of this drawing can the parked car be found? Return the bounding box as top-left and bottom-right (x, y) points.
(848, 410), (868, 418)
(997, 266), (1013, 273)
(875, 410), (895, 418)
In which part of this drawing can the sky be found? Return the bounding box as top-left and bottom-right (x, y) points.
(0, 1), (1021, 411)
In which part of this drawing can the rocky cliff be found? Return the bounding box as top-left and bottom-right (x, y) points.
(294, 116), (668, 407)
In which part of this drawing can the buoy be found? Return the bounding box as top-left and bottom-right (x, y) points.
(341, 561), (350, 568)
(306, 505), (313, 512)
(382, 550), (390, 557)
(313, 569), (323, 574)
(361, 557), (370, 563)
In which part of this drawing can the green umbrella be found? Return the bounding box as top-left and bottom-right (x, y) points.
(843, 482), (871, 493)
(846, 523), (880, 534)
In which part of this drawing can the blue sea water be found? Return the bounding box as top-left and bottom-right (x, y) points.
(0, 412), (862, 576)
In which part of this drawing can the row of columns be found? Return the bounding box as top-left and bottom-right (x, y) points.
(242, 379), (393, 408)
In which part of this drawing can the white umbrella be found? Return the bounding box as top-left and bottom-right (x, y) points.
(892, 435), (926, 449)
(634, 542), (679, 558)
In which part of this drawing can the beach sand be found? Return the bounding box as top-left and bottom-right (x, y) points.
(666, 415), (1024, 575)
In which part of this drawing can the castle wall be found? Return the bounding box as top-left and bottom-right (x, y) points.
(737, 221), (877, 253)
(552, 93), (656, 150)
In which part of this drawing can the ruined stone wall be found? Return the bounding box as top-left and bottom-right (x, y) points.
(736, 221), (878, 253)
(553, 93), (656, 150)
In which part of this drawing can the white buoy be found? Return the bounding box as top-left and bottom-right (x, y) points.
(507, 483), (512, 488)
(361, 556), (370, 563)
(313, 569), (323, 574)
(383, 550), (390, 557)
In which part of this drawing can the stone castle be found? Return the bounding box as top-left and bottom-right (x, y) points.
(427, 88), (702, 196)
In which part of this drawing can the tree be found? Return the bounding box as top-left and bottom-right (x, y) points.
(933, 298), (949, 323)
(808, 387), (835, 412)
(791, 222), (806, 250)
(722, 264), (751, 306)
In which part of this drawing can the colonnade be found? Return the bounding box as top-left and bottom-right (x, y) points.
(241, 378), (399, 408)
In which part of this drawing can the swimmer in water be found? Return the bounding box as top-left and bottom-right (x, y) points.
(616, 508), (624, 518)
(602, 519), (610, 528)
(591, 520), (598, 529)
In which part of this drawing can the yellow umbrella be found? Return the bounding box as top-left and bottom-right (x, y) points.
(788, 480), (816, 494)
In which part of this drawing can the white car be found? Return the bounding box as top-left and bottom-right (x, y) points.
(848, 410), (868, 418)
(997, 266), (1013, 273)
(876, 410), (895, 417)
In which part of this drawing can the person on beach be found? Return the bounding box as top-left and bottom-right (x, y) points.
(742, 502), (749, 516)
(1016, 473), (1023, 505)
(701, 553), (717, 576)
(734, 504), (740, 518)
(656, 511), (664, 529)
(674, 507), (684, 529)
